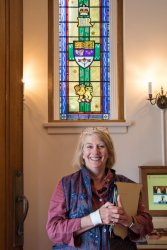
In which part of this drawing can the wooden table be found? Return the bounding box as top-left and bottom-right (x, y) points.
(137, 244), (167, 249)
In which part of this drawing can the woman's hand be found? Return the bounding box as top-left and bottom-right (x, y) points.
(99, 195), (132, 227)
(76, 195), (133, 236)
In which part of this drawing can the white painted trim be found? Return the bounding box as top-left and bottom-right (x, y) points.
(43, 121), (131, 134)
(161, 109), (166, 165)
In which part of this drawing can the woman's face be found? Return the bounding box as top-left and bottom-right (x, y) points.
(82, 134), (109, 173)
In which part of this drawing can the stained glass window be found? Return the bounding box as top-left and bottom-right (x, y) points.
(48, 0), (124, 122)
(59, 0), (111, 120)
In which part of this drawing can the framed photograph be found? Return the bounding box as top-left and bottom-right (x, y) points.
(139, 166), (167, 216)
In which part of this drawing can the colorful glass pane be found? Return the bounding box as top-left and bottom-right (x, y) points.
(59, 0), (111, 120)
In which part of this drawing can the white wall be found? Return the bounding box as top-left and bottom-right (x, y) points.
(23, 0), (167, 249)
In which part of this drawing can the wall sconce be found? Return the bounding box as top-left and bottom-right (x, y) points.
(147, 82), (167, 109)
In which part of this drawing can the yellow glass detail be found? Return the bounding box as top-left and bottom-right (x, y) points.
(69, 66), (79, 81)
(91, 66), (100, 81)
(90, 23), (100, 38)
(69, 61), (78, 67)
(90, 8), (99, 21)
(69, 97), (79, 112)
(74, 41), (95, 49)
(68, 23), (78, 38)
(92, 82), (100, 96)
(91, 61), (100, 67)
(69, 82), (79, 97)
(68, 7), (78, 22)
(90, 0), (99, 7)
(69, 0), (78, 6)
(91, 97), (101, 112)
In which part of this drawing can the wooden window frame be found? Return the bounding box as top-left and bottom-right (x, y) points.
(48, 0), (124, 122)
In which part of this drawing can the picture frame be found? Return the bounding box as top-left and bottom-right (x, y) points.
(139, 166), (167, 216)
(48, 0), (124, 122)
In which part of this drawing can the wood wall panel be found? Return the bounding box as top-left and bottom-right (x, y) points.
(0, 0), (6, 248)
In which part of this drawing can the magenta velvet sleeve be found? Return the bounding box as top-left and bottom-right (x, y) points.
(46, 180), (81, 247)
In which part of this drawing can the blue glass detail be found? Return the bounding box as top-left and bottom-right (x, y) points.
(101, 1), (110, 117)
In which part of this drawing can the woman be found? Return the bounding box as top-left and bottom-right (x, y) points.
(46, 127), (153, 249)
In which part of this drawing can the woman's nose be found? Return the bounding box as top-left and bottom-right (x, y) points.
(92, 146), (99, 153)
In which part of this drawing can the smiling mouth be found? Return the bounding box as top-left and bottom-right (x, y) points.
(90, 157), (102, 161)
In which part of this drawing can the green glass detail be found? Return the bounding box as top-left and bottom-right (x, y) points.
(79, 102), (91, 112)
(79, 28), (90, 40)
(79, 0), (89, 7)
(79, 68), (90, 84)
(68, 44), (75, 60)
(85, 102), (91, 112)
(94, 44), (100, 60)
(79, 68), (85, 82)
(79, 102), (85, 111)
(85, 68), (90, 83)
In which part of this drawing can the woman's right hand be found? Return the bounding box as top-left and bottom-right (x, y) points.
(99, 202), (116, 225)
(99, 197), (132, 228)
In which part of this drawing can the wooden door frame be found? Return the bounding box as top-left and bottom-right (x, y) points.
(0, 0), (6, 248)
(0, 0), (23, 249)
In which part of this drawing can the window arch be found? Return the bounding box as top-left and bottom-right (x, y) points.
(48, 0), (124, 122)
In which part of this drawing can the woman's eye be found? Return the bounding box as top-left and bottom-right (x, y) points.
(85, 144), (105, 149)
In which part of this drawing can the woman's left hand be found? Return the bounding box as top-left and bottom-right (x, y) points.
(106, 195), (132, 227)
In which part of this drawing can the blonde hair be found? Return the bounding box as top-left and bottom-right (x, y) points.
(73, 127), (116, 169)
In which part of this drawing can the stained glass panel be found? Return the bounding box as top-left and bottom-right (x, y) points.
(59, 0), (111, 120)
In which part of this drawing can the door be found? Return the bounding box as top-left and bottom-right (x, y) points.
(0, 0), (24, 249)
